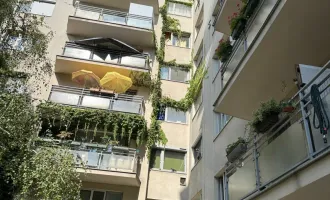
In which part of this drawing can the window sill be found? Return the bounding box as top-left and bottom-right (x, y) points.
(191, 158), (202, 171)
(161, 120), (188, 125)
(161, 79), (189, 84)
(213, 116), (233, 142)
(168, 13), (192, 19)
(166, 44), (191, 50)
(151, 168), (186, 175)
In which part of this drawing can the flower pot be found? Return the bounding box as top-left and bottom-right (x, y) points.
(254, 112), (279, 133)
(220, 46), (233, 63)
(231, 18), (247, 40)
(244, 0), (260, 19)
(282, 106), (295, 113)
(226, 143), (247, 162)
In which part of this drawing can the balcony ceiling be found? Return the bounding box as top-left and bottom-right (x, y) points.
(79, 0), (159, 14)
(214, 0), (330, 120)
(55, 55), (148, 78)
(67, 17), (154, 48)
(77, 168), (140, 187)
(214, 0), (241, 35)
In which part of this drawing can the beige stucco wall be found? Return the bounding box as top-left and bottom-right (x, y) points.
(82, 182), (139, 200)
(189, 160), (202, 199)
(161, 122), (189, 148)
(164, 45), (191, 64)
(147, 170), (188, 200)
(161, 80), (189, 100)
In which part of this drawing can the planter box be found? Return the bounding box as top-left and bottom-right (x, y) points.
(231, 18), (247, 40)
(244, 0), (260, 19)
(254, 112), (279, 133)
(226, 143), (247, 163)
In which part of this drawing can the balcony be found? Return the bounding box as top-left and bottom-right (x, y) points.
(72, 145), (140, 186)
(48, 85), (145, 115)
(78, 0), (159, 15)
(55, 40), (149, 78)
(222, 66), (330, 199)
(213, 0), (330, 120)
(213, 0), (241, 35)
(67, 3), (154, 47)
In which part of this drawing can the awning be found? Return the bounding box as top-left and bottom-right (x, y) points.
(73, 37), (142, 60)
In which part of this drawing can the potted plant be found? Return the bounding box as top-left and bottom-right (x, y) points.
(249, 99), (282, 133)
(215, 38), (233, 63)
(230, 14), (247, 40)
(280, 100), (295, 113)
(243, 0), (260, 19)
(226, 137), (247, 162)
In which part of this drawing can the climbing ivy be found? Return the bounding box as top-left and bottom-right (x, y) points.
(37, 102), (148, 146)
(168, 0), (193, 7)
(130, 71), (152, 88)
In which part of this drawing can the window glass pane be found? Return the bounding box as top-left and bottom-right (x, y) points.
(151, 150), (161, 169)
(160, 67), (170, 80)
(164, 151), (185, 172)
(166, 108), (186, 123)
(92, 191), (105, 200)
(80, 190), (91, 200)
(105, 191), (123, 200)
(180, 36), (190, 48)
(170, 68), (188, 82)
(172, 35), (179, 46)
(193, 139), (202, 163)
(30, 1), (55, 16)
(64, 47), (91, 59)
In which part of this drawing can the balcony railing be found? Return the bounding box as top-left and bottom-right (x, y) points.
(71, 145), (138, 172)
(217, 0), (281, 91)
(62, 42), (150, 70)
(223, 62), (330, 200)
(73, 2), (153, 30)
(48, 85), (145, 115)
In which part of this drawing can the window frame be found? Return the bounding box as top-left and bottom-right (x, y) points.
(151, 148), (187, 173)
(165, 107), (187, 124)
(214, 113), (232, 139)
(160, 66), (190, 83)
(167, 2), (192, 17)
(80, 189), (123, 200)
(192, 137), (202, 165)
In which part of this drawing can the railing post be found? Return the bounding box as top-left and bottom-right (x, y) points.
(299, 91), (315, 157)
(99, 8), (103, 21)
(125, 13), (129, 25)
(74, 1), (79, 16)
(253, 136), (262, 189)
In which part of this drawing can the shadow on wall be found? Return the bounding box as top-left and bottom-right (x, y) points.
(180, 185), (189, 200)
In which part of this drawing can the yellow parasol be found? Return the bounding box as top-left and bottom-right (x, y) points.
(72, 70), (100, 88)
(100, 72), (132, 93)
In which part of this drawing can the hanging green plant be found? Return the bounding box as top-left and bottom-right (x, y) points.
(215, 39), (233, 63)
(37, 102), (148, 146)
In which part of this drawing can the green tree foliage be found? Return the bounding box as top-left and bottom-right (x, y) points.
(0, 1), (81, 199)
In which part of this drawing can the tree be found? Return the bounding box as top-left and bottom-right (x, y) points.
(0, 1), (81, 199)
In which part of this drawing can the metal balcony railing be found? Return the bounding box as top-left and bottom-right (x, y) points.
(62, 42), (150, 70)
(223, 62), (330, 200)
(71, 145), (138, 172)
(48, 85), (145, 115)
(73, 1), (153, 30)
(215, 0), (281, 90)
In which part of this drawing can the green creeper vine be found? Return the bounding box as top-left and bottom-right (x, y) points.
(37, 102), (148, 146)
(146, 0), (206, 157)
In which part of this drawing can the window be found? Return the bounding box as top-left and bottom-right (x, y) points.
(151, 149), (186, 172)
(160, 67), (190, 82)
(21, 0), (56, 16)
(215, 113), (230, 137)
(168, 2), (191, 17)
(172, 34), (190, 48)
(216, 177), (225, 200)
(193, 138), (202, 164)
(80, 190), (123, 200)
(167, 107), (187, 123)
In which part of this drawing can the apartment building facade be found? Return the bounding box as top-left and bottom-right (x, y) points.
(188, 0), (330, 200)
(27, 0), (195, 200)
